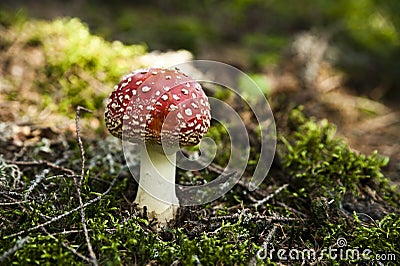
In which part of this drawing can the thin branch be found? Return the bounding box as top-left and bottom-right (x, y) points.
(260, 224), (278, 252)
(0, 236), (30, 263)
(201, 212), (304, 223)
(252, 184), (289, 208)
(4, 173), (118, 239)
(0, 200), (30, 206)
(275, 201), (308, 218)
(73, 178), (98, 266)
(44, 174), (76, 182)
(41, 227), (91, 263)
(6, 160), (75, 175)
(75, 106), (92, 183)
(0, 157), (22, 188)
(24, 169), (50, 200)
(264, 224), (278, 245)
(75, 106), (98, 266)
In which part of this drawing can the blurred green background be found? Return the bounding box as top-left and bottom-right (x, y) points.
(1, 0), (400, 101)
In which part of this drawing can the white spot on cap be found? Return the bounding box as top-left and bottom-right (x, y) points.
(195, 83), (202, 90)
(185, 108), (193, 116)
(166, 75), (172, 80)
(136, 80), (143, 86)
(142, 86), (151, 92)
(191, 102), (199, 109)
(181, 88), (189, 95)
(177, 112), (184, 119)
(152, 71), (158, 75)
(155, 90), (160, 96)
(132, 90), (137, 96)
(186, 82), (191, 88)
(164, 86), (170, 91)
(192, 93), (197, 99)
(173, 94), (180, 101)
(124, 94), (130, 100)
(161, 95), (168, 101)
(169, 104), (178, 111)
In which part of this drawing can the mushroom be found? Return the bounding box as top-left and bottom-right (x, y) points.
(104, 67), (211, 224)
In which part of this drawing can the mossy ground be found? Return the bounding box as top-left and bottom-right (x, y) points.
(0, 15), (399, 266)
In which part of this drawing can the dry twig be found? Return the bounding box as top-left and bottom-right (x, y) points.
(6, 160), (75, 175)
(74, 106), (98, 266)
(4, 170), (118, 239)
(252, 184), (289, 208)
(0, 236), (30, 263)
(41, 227), (91, 263)
(0, 200), (30, 206)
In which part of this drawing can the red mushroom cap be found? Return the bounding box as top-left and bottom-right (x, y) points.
(105, 68), (211, 146)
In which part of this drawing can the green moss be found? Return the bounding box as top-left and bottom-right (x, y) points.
(0, 9), (28, 27)
(9, 17), (146, 116)
(8, 235), (80, 265)
(280, 107), (393, 202)
(352, 213), (400, 258)
(1, 108), (399, 264)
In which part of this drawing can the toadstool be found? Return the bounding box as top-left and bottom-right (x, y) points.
(104, 67), (211, 224)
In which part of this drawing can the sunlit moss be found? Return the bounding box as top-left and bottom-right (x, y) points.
(9, 17), (146, 116)
(280, 107), (393, 202)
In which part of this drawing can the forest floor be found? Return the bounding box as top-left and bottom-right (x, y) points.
(0, 4), (399, 265)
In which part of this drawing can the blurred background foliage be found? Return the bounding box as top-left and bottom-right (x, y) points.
(1, 0), (400, 101)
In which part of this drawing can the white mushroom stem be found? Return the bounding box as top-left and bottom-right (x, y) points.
(134, 144), (179, 224)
